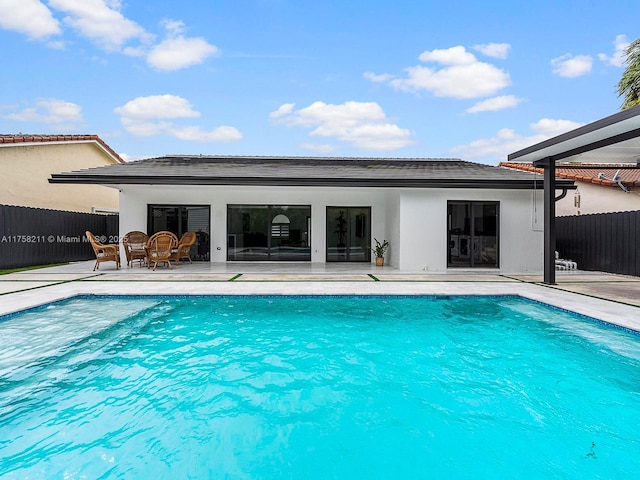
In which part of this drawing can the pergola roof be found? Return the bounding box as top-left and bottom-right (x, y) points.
(49, 155), (574, 189)
(507, 104), (640, 285)
(508, 104), (640, 165)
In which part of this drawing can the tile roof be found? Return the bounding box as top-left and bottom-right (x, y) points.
(50, 155), (575, 190)
(499, 162), (640, 189)
(0, 134), (124, 163)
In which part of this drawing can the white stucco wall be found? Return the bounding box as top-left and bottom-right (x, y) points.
(119, 185), (390, 263)
(383, 190), (401, 268)
(119, 184), (543, 274)
(556, 181), (640, 216)
(396, 189), (543, 273)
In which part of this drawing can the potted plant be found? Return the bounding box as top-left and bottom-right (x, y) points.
(369, 238), (389, 266)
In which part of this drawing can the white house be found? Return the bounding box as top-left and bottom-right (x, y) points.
(49, 155), (575, 273)
(499, 161), (640, 216)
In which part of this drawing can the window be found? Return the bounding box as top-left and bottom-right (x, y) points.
(326, 207), (371, 262)
(271, 214), (290, 238)
(447, 201), (499, 268)
(147, 205), (210, 260)
(227, 205), (310, 261)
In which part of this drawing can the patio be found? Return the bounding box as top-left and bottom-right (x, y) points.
(1, 261), (639, 332)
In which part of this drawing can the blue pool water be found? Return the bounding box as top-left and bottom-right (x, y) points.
(1, 295), (639, 479)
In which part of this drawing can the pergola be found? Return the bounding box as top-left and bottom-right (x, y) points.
(508, 104), (640, 284)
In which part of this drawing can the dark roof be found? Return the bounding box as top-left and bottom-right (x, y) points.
(0, 134), (125, 163)
(49, 155), (576, 189)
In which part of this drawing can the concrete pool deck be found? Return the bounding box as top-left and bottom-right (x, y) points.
(1, 261), (639, 332)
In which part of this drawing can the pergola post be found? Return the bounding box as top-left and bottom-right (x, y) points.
(535, 157), (556, 285)
(508, 106), (640, 285)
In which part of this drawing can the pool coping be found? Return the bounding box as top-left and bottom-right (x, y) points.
(1, 274), (639, 332)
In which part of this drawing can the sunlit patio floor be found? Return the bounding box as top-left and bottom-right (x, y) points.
(1, 261), (639, 331)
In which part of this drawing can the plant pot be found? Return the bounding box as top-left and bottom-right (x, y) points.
(375, 256), (384, 267)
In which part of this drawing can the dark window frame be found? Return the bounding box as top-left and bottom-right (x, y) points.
(447, 201), (500, 268)
(226, 204), (311, 261)
(147, 204), (210, 237)
(147, 204), (211, 260)
(326, 206), (372, 263)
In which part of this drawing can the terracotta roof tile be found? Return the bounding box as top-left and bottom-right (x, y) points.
(499, 162), (640, 188)
(0, 134), (124, 163)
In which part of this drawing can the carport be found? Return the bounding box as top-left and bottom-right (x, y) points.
(508, 104), (640, 284)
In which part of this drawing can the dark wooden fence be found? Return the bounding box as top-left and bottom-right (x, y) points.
(556, 211), (640, 277)
(0, 205), (119, 269)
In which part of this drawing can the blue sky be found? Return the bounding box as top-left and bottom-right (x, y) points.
(0, 0), (637, 164)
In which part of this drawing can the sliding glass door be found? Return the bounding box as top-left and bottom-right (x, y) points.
(227, 205), (311, 261)
(447, 201), (499, 268)
(326, 207), (371, 262)
(147, 205), (210, 260)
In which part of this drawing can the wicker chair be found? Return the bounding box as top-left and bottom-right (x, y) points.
(146, 231), (178, 271)
(123, 231), (149, 267)
(86, 231), (121, 271)
(170, 231), (197, 264)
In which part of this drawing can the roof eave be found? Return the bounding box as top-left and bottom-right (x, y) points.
(48, 175), (575, 189)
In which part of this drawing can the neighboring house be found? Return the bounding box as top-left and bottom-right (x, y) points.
(0, 134), (123, 213)
(500, 161), (640, 216)
(50, 155), (575, 273)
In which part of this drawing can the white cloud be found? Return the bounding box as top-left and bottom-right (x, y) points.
(0, 1), (218, 71)
(114, 94), (241, 142)
(472, 43), (511, 59)
(551, 54), (593, 78)
(363, 72), (396, 83)
(169, 125), (242, 142)
(161, 19), (186, 35)
(147, 35), (219, 71)
(598, 34), (629, 67)
(466, 95), (523, 113)
(48, 0), (152, 51)
(2, 98), (84, 129)
(0, 0), (61, 39)
(451, 118), (584, 164)
(418, 45), (476, 65)
(269, 103), (295, 119)
(114, 94), (200, 119)
(529, 118), (584, 136)
(270, 101), (414, 151)
(367, 46), (510, 99)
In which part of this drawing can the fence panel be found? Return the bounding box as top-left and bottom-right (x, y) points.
(557, 211), (640, 277)
(0, 205), (119, 269)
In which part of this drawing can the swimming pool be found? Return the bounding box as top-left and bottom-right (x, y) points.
(1, 295), (639, 478)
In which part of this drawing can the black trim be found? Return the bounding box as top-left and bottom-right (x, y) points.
(543, 161), (556, 285)
(529, 127), (640, 164)
(326, 206), (372, 263)
(49, 175), (575, 190)
(447, 201), (500, 269)
(555, 189), (568, 202)
(509, 104), (640, 161)
(226, 204), (311, 261)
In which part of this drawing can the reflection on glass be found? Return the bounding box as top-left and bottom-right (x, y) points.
(148, 205), (210, 260)
(327, 207), (371, 262)
(448, 201), (499, 268)
(227, 205), (310, 261)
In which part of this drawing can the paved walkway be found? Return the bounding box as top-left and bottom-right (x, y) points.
(1, 261), (639, 331)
